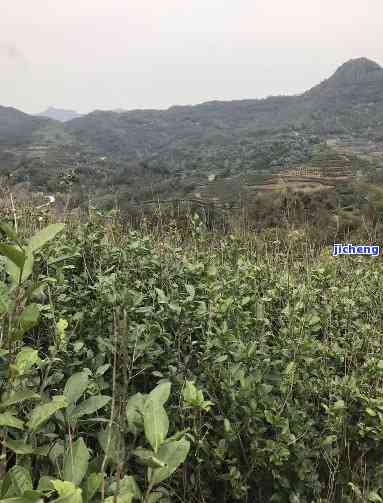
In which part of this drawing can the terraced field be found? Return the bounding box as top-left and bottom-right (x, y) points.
(187, 146), (360, 207)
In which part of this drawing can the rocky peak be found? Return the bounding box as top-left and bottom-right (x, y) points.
(331, 58), (382, 84)
(306, 57), (383, 96)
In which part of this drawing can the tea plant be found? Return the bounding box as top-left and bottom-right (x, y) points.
(0, 222), (190, 502)
(1, 209), (383, 502)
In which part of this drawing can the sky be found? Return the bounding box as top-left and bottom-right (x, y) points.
(1, 0), (382, 114)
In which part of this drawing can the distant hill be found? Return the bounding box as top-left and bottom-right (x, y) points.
(0, 106), (53, 145)
(0, 57), (383, 195)
(64, 58), (383, 159)
(307, 58), (383, 96)
(1, 57), (382, 153)
(37, 106), (83, 122)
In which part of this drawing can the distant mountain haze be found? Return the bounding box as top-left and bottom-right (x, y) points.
(37, 107), (83, 122)
(65, 58), (383, 158)
(0, 58), (382, 157)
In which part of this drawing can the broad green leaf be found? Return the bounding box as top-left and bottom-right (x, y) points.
(108, 476), (141, 501)
(126, 392), (146, 435)
(3, 439), (34, 455)
(117, 476), (141, 499)
(149, 493), (172, 503)
(147, 492), (170, 503)
(0, 244), (25, 270)
(168, 303), (181, 314)
(47, 254), (78, 266)
(206, 264), (217, 277)
(70, 395), (111, 420)
(30, 283), (48, 301)
(27, 224), (65, 253)
(37, 476), (54, 492)
(52, 489), (83, 502)
(214, 355), (228, 364)
(21, 251), (34, 283)
(14, 347), (39, 375)
(48, 442), (65, 465)
(333, 399), (345, 411)
(149, 382), (171, 406)
(52, 481), (77, 496)
(224, 418), (232, 433)
(95, 364), (110, 376)
(82, 473), (103, 503)
(0, 281), (11, 316)
(0, 390), (40, 410)
(322, 434), (338, 447)
(104, 494), (133, 503)
(1, 470), (12, 498)
(0, 412), (24, 429)
(132, 448), (166, 468)
(57, 319), (69, 346)
(97, 424), (125, 464)
(4, 258), (22, 285)
(63, 371), (89, 406)
(19, 304), (40, 334)
(8, 465), (33, 495)
(149, 438), (190, 485)
(369, 492), (383, 503)
(1, 492), (43, 503)
(144, 397), (169, 452)
(28, 395), (67, 431)
(63, 437), (89, 486)
(34, 445), (51, 457)
(155, 288), (167, 304)
(50, 480), (82, 503)
(183, 381), (197, 404)
(164, 428), (190, 444)
(0, 222), (19, 243)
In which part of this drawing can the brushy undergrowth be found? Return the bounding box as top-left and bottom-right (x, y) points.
(0, 208), (383, 503)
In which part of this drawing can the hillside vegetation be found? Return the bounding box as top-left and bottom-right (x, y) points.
(0, 199), (383, 502)
(1, 58), (383, 205)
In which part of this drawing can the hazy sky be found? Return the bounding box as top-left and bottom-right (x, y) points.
(1, 0), (382, 114)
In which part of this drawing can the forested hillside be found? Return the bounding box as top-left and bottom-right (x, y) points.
(1, 58), (383, 199)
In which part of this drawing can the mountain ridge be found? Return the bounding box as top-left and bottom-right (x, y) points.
(0, 105), (54, 145)
(1, 57), (383, 168)
(306, 57), (383, 97)
(37, 106), (83, 122)
(52, 57), (383, 123)
(60, 57), (383, 160)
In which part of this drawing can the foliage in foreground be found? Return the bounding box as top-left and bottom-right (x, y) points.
(1, 213), (383, 502)
(0, 222), (190, 502)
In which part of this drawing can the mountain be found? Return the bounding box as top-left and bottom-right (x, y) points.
(307, 58), (383, 96)
(37, 106), (83, 122)
(2, 57), (383, 154)
(0, 105), (53, 145)
(62, 58), (383, 163)
(0, 57), (383, 195)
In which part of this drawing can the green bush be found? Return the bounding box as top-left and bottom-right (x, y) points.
(1, 214), (383, 502)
